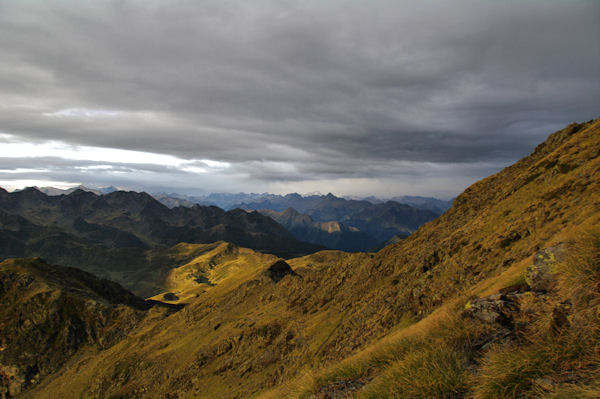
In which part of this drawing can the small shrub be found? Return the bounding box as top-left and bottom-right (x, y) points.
(314, 336), (422, 387)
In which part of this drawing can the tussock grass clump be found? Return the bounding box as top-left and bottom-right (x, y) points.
(472, 325), (600, 399)
(287, 335), (426, 398)
(295, 316), (485, 399)
(356, 316), (490, 399)
(267, 314), (482, 399)
(561, 230), (600, 306)
(359, 342), (469, 399)
(548, 383), (600, 399)
(317, 337), (420, 383)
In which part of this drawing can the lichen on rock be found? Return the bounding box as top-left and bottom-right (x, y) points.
(525, 244), (565, 292)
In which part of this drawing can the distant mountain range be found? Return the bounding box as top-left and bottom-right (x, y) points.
(257, 196), (439, 250)
(388, 195), (453, 214)
(31, 184), (119, 196)
(36, 187), (452, 216)
(152, 191), (453, 214)
(260, 208), (380, 252)
(27, 188), (448, 251)
(0, 187), (322, 294)
(151, 192), (444, 251)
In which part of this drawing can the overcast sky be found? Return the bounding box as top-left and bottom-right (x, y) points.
(0, 0), (598, 198)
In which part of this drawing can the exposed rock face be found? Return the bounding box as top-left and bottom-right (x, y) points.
(461, 283), (534, 351)
(463, 244), (570, 343)
(163, 292), (179, 301)
(263, 260), (298, 283)
(463, 293), (521, 326)
(526, 244), (565, 291)
(461, 243), (578, 354)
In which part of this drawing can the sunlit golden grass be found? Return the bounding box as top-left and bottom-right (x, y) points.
(258, 298), (485, 399)
(147, 241), (279, 303)
(259, 311), (494, 399)
(359, 344), (469, 399)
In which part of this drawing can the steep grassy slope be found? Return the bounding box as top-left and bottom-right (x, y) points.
(262, 230), (600, 399)
(16, 118), (600, 398)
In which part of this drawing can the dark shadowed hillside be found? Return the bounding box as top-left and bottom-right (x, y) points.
(0, 258), (166, 397)
(260, 208), (381, 252)
(252, 195), (439, 248)
(154, 192), (441, 251)
(0, 188), (321, 254)
(235, 193), (438, 238)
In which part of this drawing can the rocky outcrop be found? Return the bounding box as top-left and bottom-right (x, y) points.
(462, 293), (521, 326)
(462, 245), (573, 352)
(461, 285), (527, 351)
(525, 244), (565, 291)
(263, 260), (298, 283)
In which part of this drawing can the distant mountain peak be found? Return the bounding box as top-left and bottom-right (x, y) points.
(21, 186), (43, 194)
(282, 207), (301, 215)
(69, 188), (98, 197)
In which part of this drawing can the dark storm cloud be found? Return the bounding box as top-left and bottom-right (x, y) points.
(0, 0), (598, 196)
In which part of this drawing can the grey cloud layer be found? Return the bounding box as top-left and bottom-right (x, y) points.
(0, 0), (598, 195)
